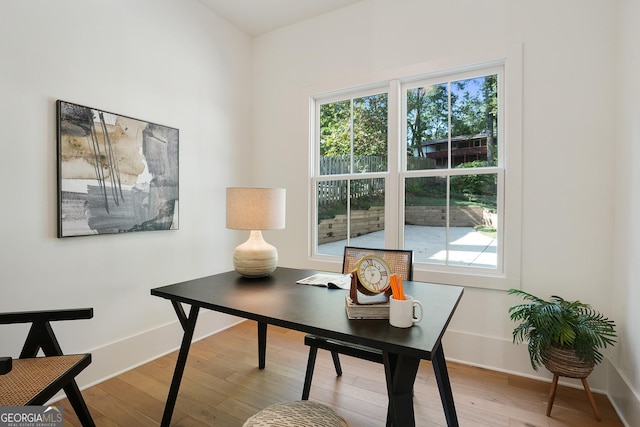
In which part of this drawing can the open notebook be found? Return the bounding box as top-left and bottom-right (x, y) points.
(296, 273), (352, 290)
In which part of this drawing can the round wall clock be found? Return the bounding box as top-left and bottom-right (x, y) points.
(354, 254), (392, 295)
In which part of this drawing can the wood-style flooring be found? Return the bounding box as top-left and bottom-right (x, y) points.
(57, 321), (623, 426)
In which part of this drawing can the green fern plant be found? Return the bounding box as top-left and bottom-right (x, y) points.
(508, 289), (617, 371)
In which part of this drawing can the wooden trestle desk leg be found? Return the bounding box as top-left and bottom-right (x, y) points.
(432, 344), (459, 427)
(383, 351), (420, 427)
(258, 321), (267, 369)
(161, 302), (200, 427)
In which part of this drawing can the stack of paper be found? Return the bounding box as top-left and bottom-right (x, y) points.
(345, 296), (389, 319)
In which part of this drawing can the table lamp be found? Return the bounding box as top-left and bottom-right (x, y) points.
(226, 187), (286, 277)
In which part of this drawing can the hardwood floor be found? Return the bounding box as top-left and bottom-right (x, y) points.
(58, 321), (623, 426)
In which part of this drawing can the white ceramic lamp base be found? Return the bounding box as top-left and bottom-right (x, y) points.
(233, 230), (278, 278)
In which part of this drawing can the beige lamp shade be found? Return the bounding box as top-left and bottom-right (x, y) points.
(226, 187), (286, 277)
(226, 187), (286, 230)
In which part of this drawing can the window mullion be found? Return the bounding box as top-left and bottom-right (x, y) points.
(446, 82), (452, 264)
(350, 99), (354, 174)
(448, 81), (452, 170)
(387, 80), (400, 249)
(347, 99), (354, 245)
(445, 175), (450, 265)
(346, 178), (351, 246)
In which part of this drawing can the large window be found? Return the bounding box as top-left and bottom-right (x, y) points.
(312, 63), (509, 283)
(403, 73), (501, 270)
(314, 89), (389, 254)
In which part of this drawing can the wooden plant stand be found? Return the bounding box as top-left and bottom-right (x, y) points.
(544, 346), (600, 421)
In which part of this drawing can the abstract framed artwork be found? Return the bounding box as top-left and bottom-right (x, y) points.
(57, 100), (179, 237)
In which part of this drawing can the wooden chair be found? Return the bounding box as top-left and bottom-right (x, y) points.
(302, 246), (413, 400)
(0, 308), (95, 427)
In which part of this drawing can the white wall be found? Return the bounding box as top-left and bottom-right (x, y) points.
(612, 0), (640, 424)
(0, 0), (251, 387)
(253, 0), (636, 418)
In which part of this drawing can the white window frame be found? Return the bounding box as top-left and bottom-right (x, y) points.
(309, 52), (522, 291)
(398, 66), (504, 273)
(310, 85), (390, 258)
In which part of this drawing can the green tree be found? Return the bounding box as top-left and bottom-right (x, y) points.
(483, 75), (498, 166)
(319, 94), (388, 158)
(451, 79), (484, 136)
(407, 84), (449, 157)
(320, 100), (350, 156)
(407, 87), (426, 157)
(353, 94), (387, 156)
(451, 161), (497, 208)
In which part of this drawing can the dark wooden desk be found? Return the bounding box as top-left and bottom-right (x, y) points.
(151, 267), (464, 426)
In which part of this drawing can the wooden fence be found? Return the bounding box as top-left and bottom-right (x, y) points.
(317, 155), (435, 207)
(317, 179), (385, 208)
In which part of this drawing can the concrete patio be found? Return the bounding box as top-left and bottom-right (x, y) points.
(318, 225), (497, 268)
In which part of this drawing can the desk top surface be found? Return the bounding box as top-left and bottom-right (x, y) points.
(151, 267), (464, 359)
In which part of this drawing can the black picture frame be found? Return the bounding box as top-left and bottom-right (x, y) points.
(57, 100), (179, 237)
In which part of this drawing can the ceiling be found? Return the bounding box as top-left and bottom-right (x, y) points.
(198, 0), (363, 37)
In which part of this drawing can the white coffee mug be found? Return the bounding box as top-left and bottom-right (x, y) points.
(389, 294), (423, 328)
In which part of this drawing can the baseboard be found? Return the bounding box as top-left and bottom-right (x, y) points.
(443, 329), (640, 426)
(607, 361), (640, 427)
(442, 329), (609, 393)
(49, 310), (243, 403)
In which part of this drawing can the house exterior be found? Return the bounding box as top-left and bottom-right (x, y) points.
(422, 133), (492, 167)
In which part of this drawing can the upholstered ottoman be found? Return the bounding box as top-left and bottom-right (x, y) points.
(243, 400), (350, 427)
